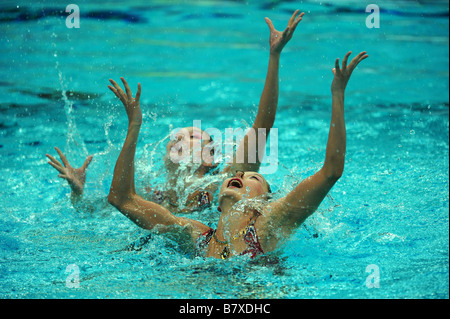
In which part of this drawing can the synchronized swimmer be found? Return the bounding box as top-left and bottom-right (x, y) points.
(47, 10), (368, 259)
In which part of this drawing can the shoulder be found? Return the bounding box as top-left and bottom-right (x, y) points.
(162, 217), (212, 253)
(253, 200), (287, 252)
(177, 217), (212, 242)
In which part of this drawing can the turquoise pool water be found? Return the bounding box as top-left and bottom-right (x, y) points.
(0, 0), (448, 299)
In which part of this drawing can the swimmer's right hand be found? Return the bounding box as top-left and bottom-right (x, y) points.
(108, 77), (142, 126)
(46, 147), (93, 196)
(331, 51), (369, 94)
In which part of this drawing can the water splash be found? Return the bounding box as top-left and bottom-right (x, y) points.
(52, 33), (88, 157)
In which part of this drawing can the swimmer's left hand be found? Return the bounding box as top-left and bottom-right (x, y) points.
(265, 9), (305, 55)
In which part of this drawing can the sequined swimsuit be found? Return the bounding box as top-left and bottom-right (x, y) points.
(195, 223), (264, 259)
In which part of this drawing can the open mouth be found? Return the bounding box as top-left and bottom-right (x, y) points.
(227, 178), (243, 189)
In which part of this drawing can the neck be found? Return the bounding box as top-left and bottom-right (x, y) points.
(215, 217), (228, 243)
(215, 197), (240, 241)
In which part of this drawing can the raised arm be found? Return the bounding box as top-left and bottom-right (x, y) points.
(224, 10), (304, 174)
(264, 51), (369, 235)
(256, 10), (305, 130)
(106, 78), (209, 238)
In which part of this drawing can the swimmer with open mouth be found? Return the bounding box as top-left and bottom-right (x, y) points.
(107, 46), (369, 259)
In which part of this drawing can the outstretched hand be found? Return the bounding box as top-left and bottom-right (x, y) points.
(265, 9), (305, 55)
(331, 51), (369, 94)
(46, 147), (93, 196)
(108, 77), (142, 126)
